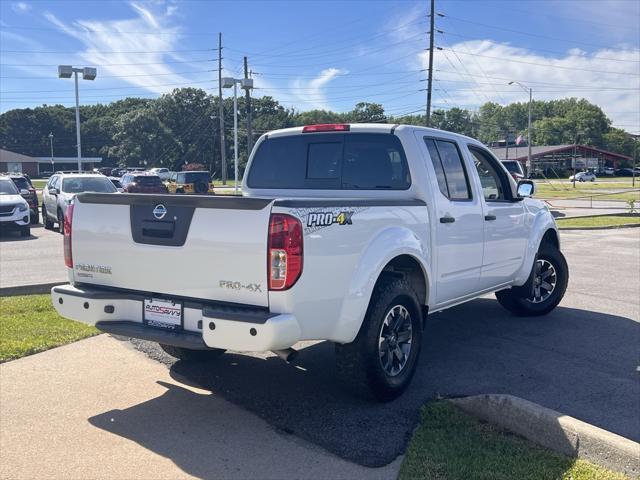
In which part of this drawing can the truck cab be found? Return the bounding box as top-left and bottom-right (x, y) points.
(52, 124), (567, 401)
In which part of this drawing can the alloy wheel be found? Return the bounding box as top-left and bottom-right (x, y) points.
(378, 304), (413, 376)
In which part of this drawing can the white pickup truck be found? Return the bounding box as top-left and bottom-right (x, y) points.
(52, 123), (567, 400)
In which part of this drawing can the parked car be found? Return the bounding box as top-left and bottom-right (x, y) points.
(149, 167), (171, 181)
(4, 173), (38, 224)
(615, 168), (635, 177)
(108, 177), (124, 192)
(121, 173), (168, 194)
(602, 167), (615, 176)
(166, 171), (215, 194)
(569, 171), (596, 182)
(0, 175), (30, 236)
(500, 160), (525, 181)
(52, 123), (567, 401)
(42, 172), (118, 231)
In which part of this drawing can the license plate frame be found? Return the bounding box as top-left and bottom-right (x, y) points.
(143, 297), (183, 330)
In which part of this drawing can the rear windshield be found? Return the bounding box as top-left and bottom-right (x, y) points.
(247, 133), (411, 190)
(134, 175), (162, 186)
(62, 177), (117, 194)
(177, 172), (210, 183)
(0, 178), (19, 195)
(11, 177), (31, 190)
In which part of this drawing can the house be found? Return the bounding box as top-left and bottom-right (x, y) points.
(0, 149), (102, 176)
(490, 144), (632, 174)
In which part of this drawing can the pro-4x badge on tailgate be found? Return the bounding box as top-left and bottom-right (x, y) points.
(307, 211), (354, 228)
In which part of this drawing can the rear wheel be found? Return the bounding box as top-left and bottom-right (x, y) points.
(159, 344), (226, 362)
(335, 278), (423, 401)
(42, 205), (54, 230)
(496, 244), (568, 316)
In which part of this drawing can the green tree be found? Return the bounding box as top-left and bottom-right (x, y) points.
(111, 108), (181, 168)
(348, 102), (386, 123)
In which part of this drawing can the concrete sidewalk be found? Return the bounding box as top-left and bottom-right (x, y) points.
(0, 335), (400, 480)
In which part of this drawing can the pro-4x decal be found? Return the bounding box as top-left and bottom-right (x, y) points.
(307, 211), (354, 228)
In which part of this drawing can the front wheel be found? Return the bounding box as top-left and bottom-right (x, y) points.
(496, 244), (568, 316)
(20, 226), (30, 237)
(159, 344), (226, 362)
(335, 278), (423, 401)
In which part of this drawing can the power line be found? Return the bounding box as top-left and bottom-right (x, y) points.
(0, 58), (215, 67)
(0, 48), (216, 54)
(0, 69), (216, 79)
(437, 47), (640, 76)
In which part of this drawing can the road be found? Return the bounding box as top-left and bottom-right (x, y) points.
(0, 225), (67, 289)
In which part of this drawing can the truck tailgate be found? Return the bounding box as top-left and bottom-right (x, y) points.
(71, 194), (273, 307)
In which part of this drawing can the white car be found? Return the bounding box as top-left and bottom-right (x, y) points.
(149, 168), (171, 181)
(569, 171), (596, 182)
(41, 172), (117, 231)
(0, 176), (30, 237)
(52, 124), (567, 400)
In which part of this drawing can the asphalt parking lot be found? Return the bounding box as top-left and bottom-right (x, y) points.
(1, 227), (638, 478)
(129, 228), (640, 467)
(0, 224), (67, 289)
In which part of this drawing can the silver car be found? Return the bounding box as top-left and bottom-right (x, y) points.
(42, 172), (117, 231)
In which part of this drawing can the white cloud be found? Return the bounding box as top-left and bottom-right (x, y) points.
(43, 2), (196, 95)
(414, 40), (640, 133)
(288, 68), (347, 110)
(12, 2), (31, 13)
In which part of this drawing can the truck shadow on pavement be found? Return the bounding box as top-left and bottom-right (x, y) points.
(91, 298), (640, 469)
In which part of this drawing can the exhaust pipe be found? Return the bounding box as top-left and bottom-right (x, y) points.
(271, 348), (298, 363)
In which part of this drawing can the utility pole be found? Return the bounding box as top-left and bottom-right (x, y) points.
(425, 0), (435, 127)
(218, 32), (227, 185)
(244, 56), (253, 158)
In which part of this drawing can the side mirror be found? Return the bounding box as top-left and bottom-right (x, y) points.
(48, 187), (59, 195)
(19, 189), (30, 195)
(517, 180), (535, 198)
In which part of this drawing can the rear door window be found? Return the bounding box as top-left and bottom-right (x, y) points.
(247, 133), (410, 190)
(424, 138), (471, 200)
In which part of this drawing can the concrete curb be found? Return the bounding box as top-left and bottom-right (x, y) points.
(558, 223), (640, 231)
(0, 282), (65, 297)
(450, 394), (639, 477)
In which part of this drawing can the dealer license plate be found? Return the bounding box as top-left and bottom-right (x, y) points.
(144, 298), (182, 329)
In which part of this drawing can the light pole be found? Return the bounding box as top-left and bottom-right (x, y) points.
(222, 76), (253, 193)
(508, 81), (532, 177)
(48, 132), (54, 174)
(58, 65), (96, 172)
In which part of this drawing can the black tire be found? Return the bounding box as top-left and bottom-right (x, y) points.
(30, 209), (38, 224)
(57, 208), (64, 234)
(42, 205), (54, 230)
(159, 343), (226, 362)
(496, 244), (568, 316)
(20, 226), (30, 237)
(335, 277), (423, 401)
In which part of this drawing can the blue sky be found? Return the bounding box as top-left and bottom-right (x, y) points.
(1, 0), (639, 133)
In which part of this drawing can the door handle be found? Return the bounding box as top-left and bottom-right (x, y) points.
(439, 216), (455, 224)
(484, 215), (497, 221)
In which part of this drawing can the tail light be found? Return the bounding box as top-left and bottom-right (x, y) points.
(268, 214), (303, 290)
(63, 203), (74, 268)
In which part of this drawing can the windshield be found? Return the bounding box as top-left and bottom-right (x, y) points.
(0, 178), (19, 195)
(61, 177), (117, 194)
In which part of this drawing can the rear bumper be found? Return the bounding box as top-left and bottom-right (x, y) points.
(51, 284), (300, 351)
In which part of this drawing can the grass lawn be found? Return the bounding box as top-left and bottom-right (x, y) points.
(31, 179), (48, 189)
(400, 402), (627, 480)
(0, 295), (97, 363)
(535, 182), (640, 202)
(556, 215), (640, 229)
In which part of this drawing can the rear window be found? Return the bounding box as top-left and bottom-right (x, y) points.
(134, 175), (162, 186)
(11, 177), (30, 190)
(247, 133), (411, 190)
(177, 172), (211, 183)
